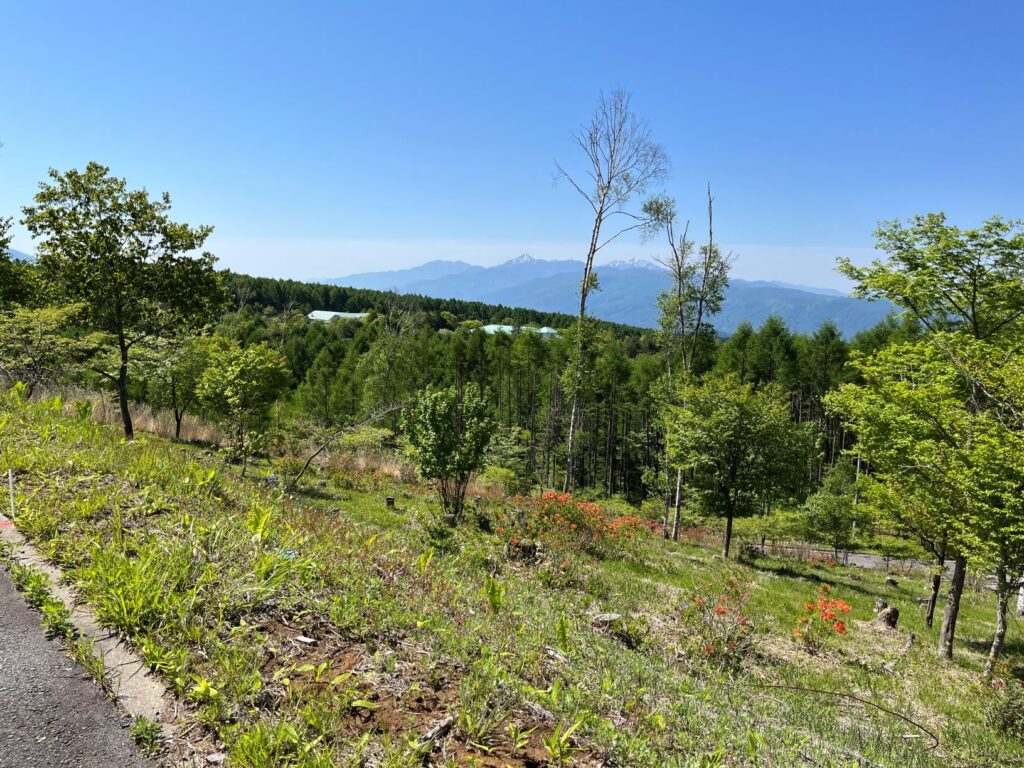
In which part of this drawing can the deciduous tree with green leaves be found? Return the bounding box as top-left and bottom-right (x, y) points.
(826, 339), (1024, 661)
(402, 383), (492, 523)
(133, 335), (226, 440)
(667, 374), (817, 557)
(644, 187), (732, 539)
(22, 162), (225, 439)
(197, 342), (292, 475)
(0, 304), (100, 396)
(835, 212), (1024, 660)
(839, 213), (1024, 340)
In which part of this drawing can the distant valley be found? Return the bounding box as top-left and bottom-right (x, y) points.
(328, 255), (893, 336)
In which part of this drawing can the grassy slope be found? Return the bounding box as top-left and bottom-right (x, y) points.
(1, 394), (1021, 768)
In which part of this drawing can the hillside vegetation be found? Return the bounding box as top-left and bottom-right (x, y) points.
(2, 392), (1022, 767)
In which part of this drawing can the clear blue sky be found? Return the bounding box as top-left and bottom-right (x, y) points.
(2, 1), (1022, 289)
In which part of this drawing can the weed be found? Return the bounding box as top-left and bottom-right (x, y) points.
(130, 715), (164, 757)
(987, 679), (1024, 739)
(543, 718), (583, 765)
(40, 597), (75, 639)
(70, 636), (114, 697)
(506, 721), (537, 756)
(482, 574), (505, 614)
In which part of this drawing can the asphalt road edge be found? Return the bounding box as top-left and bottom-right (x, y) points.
(0, 507), (171, 735)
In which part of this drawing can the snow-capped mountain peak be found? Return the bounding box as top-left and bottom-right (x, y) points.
(603, 257), (659, 270)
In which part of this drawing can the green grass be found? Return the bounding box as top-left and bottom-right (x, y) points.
(1, 391), (1022, 767)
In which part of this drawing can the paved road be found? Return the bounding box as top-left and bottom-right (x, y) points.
(0, 566), (153, 768)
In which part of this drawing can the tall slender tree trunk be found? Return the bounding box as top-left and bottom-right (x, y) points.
(671, 468), (683, 540)
(563, 395), (580, 492)
(723, 504), (735, 558)
(925, 569), (942, 629)
(939, 555), (967, 659)
(116, 334), (134, 440)
(983, 567), (1010, 679)
(1017, 584), (1024, 617)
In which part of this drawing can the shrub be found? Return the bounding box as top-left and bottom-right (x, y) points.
(495, 491), (658, 557)
(678, 570), (756, 666)
(987, 679), (1024, 740)
(402, 383), (492, 522)
(793, 583), (850, 653)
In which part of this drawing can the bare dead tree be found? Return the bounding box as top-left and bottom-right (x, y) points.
(556, 89), (669, 492)
(287, 403), (405, 491)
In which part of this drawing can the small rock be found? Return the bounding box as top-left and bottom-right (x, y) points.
(592, 613), (623, 628)
(885, 576), (898, 587)
(206, 753), (226, 764)
(293, 635), (316, 645)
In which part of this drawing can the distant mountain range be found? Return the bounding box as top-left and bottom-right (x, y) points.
(6, 249), (34, 262)
(327, 255), (892, 336)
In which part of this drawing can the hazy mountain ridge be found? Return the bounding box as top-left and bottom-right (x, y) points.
(329, 256), (893, 335)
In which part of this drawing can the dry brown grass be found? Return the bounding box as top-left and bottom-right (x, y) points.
(38, 385), (226, 444)
(322, 449), (416, 483)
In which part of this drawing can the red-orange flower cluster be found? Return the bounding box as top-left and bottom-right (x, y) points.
(794, 583), (852, 651)
(496, 491), (659, 555)
(681, 572), (756, 665)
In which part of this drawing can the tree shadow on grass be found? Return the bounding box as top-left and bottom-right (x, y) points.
(745, 558), (901, 600)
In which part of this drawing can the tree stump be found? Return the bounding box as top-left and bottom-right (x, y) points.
(873, 599), (900, 629)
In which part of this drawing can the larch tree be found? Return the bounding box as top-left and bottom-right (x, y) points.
(22, 163), (225, 439)
(557, 89), (669, 492)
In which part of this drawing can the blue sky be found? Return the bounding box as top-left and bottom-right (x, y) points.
(2, 1), (1022, 289)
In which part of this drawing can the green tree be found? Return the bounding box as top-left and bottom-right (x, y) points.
(839, 213), (1024, 340)
(22, 162), (225, 439)
(835, 212), (1024, 660)
(714, 321), (755, 382)
(0, 216), (35, 307)
(826, 339), (1024, 660)
(749, 316), (798, 388)
(0, 305), (99, 396)
(358, 300), (420, 423)
(645, 186), (731, 376)
(667, 374), (816, 557)
(402, 383), (493, 523)
(645, 189), (732, 538)
(197, 342), (291, 475)
(800, 460), (869, 558)
(133, 335), (224, 439)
